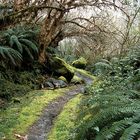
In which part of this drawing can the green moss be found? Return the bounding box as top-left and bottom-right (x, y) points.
(71, 75), (84, 84)
(48, 94), (82, 140)
(49, 57), (74, 83)
(58, 76), (67, 83)
(0, 88), (69, 140)
(73, 67), (95, 80)
(72, 57), (87, 69)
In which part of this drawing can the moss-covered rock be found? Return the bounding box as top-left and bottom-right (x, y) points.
(72, 57), (87, 69)
(47, 57), (74, 83)
(58, 76), (67, 83)
(71, 75), (84, 84)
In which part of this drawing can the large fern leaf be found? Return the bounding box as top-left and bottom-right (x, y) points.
(95, 119), (133, 140)
(0, 46), (22, 65)
(19, 38), (38, 53)
(22, 44), (34, 60)
(9, 35), (23, 53)
(120, 123), (140, 140)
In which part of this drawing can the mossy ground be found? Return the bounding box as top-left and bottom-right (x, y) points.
(48, 94), (82, 140)
(0, 88), (69, 140)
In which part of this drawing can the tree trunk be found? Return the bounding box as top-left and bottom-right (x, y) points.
(39, 9), (64, 63)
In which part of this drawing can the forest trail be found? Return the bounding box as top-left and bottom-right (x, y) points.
(27, 73), (93, 140)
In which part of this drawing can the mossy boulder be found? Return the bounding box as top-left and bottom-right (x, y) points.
(71, 75), (84, 84)
(46, 57), (74, 83)
(58, 76), (67, 83)
(72, 57), (87, 69)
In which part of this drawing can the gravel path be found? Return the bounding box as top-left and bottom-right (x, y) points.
(27, 74), (93, 140)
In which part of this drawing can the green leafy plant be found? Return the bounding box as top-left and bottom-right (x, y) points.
(0, 78), (31, 100)
(74, 47), (140, 140)
(0, 46), (22, 65)
(2, 26), (39, 60)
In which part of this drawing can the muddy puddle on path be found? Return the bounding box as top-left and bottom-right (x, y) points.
(27, 75), (93, 140)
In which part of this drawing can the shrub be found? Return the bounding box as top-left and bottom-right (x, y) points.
(73, 47), (140, 140)
(0, 25), (39, 67)
(0, 79), (31, 100)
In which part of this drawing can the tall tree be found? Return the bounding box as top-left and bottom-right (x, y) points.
(0, 0), (128, 62)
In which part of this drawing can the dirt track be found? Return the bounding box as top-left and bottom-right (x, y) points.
(27, 73), (93, 140)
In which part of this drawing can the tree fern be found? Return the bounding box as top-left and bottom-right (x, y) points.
(10, 35), (23, 53)
(19, 38), (38, 53)
(0, 46), (22, 65)
(1, 26), (39, 62)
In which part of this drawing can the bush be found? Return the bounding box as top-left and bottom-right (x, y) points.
(73, 47), (140, 140)
(0, 79), (31, 100)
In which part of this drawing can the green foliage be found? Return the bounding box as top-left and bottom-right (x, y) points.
(0, 46), (22, 65)
(94, 61), (112, 75)
(72, 57), (87, 69)
(0, 79), (31, 100)
(0, 25), (39, 67)
(73, 47), (140, 140)
(0, 69), (45, 100)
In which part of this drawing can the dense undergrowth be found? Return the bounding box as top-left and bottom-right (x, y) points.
(73, 47), (140, 140)
(0, 25), (43, 103)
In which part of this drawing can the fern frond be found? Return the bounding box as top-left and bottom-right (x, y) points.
(10, 35), (23, 53)
(0, 46), (22, 65)
(86, 105), (139, 130)
(76, 107), (139, 140)
(95, 119), (133, 140)
(120, 123), (140, 140)
(19, 38), (38, 53)
(5, 29), (15, 35)
(22, 44), (34, 60)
